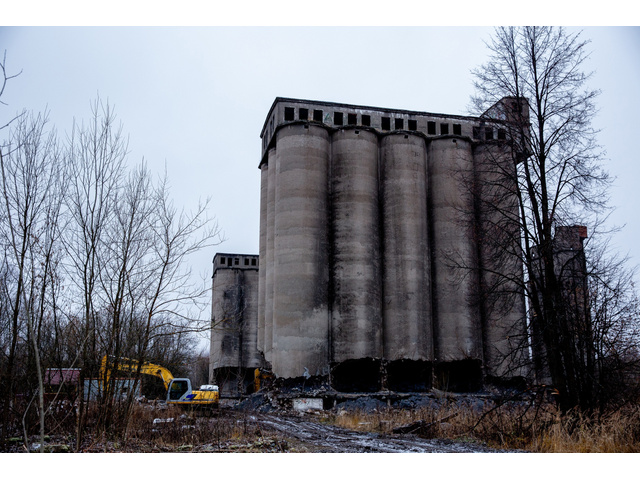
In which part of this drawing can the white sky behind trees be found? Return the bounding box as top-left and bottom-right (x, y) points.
(1, 24), (639, 311)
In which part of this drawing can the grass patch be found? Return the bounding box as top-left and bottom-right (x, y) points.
(327, 400), (640, 452)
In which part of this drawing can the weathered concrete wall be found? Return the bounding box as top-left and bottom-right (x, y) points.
(264, 149), (276, 365)
(428, 137), (483, 364)
(380, 133), (432, 363)
(210, 253), (260, 395)
(474, 142), (528, 380)
(531, 225), (589, 385)
(330, 128), (382, 364)
(257, 164), (268, 356)
(271, 124), (331, 379)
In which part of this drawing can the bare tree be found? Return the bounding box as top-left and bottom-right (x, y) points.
(95, 161), (221, 433)
(0, 110), (63, 450)
(0, 78), (222, 447)
(0, 49), (23, 448)
(470, 27), (632, 412)
(0, 51), (22, 129)
(63, 96), (127, 446)
(63, 98), (222, 439)
(119, 169), (221, 437)
(140, 172), (222, 348)
(587, 242), (640, 409)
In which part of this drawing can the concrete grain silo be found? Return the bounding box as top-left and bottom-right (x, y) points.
(210, 253), (260, 396)
(212, 97), (531, 395)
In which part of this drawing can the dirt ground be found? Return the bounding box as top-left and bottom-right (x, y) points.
(5, 404), (510, 453)
(245, 411), (503, 453)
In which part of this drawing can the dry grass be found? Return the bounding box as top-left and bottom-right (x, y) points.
(74, 403), (313, 452)
(7, 396), (640, 453)
(328, 401), (640, 452)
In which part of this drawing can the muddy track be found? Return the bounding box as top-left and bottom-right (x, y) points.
(252, 413), (501, 453)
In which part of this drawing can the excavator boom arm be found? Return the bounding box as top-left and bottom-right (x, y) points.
(100, 356), (174, 391)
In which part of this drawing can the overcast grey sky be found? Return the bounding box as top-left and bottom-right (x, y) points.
(1, 26), (639, 290)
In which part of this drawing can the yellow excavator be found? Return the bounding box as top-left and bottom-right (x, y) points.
(100, 355), (218, 408)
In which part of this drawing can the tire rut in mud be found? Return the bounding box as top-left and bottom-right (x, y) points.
(252, 413), (500, 453)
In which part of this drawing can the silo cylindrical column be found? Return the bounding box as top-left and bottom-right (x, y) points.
(257, 162), (268, 356)
(474, 142), (528, 380)
(330, 128), (383, 365)
(380, 133), (433, 363)
(272, 124), (331, 379)
(210, 267), (242, 394)
(240, 268), (262, 370)
(264, 148), (277, 365)
(428, 137), (483, 367)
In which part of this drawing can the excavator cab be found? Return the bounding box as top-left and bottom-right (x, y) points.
(166, 378), (218, 408)
(168, 379), (191, 401)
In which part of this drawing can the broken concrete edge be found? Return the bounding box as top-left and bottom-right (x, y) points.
(232, 381), (536, 416)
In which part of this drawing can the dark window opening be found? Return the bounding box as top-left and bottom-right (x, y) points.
(511, 101), (522, 113)
(395, 118), (404, 130)
(348, 113), (357, 125)
(220, 257), (226, 265)
(387, 360), (432, 392)
(434, 360), (482, 393)
(331, 359), (381, 393)
(498, 128), (506, 140)
(313, 109), (323, 122)
(440, 123), (449, 135)
(213, 367), (257, 396)
(473, 126), (481, 139)
(485, 127), (494, 140)
(453, 124), (461, 135)
(381, 117), (391, 130)
(251, 258), (257, 266)
(299, 108), (308, 120)
(408, 119), (417, 131)
(334, 112), (343, 125)
(362, 114), (371, 126)
(427, 121), (436, 135)
(244, 258), (249, 266)
(284, 107), (294, 121)
(234, 258), (239, 265)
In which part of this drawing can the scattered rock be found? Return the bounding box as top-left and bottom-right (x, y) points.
(153, 417), (174, 424)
